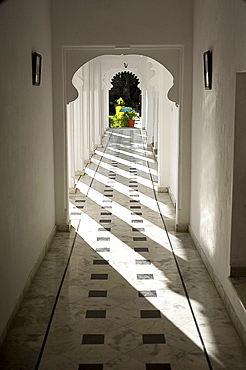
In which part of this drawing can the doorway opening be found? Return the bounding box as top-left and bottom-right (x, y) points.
(64, 48), (183, 230)
(109, 71), (141, 115)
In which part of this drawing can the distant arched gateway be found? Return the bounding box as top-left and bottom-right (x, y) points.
(109, 72), (141, 115)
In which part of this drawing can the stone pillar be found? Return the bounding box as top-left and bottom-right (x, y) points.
(67, 102), (76, 192)
(158, 68), (172, 192)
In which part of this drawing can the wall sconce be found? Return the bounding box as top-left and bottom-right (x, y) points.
(203, 50), (212, 90)
(32, 52), (42, 86)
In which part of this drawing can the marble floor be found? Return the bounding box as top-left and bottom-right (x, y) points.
(1, 126), (246, 369)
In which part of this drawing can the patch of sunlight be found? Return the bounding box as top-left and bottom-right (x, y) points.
(95, 149), (158, 176)
(91, 157), (154, 189)
(110, 131), (131, 138)
(69, 200), (206, 352)
(84, 166), (172, 217)
(76, 181), (186, 261)
(107, 146), (156, 163)
(133, 147), (153, 156)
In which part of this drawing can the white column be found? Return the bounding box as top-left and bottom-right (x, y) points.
(82, 64), (90, 164)
(148, 86), (155, 148)
(104, 87), (109, 133)
(154, 91), (159, 153)
(67, 102), (76, 192)
(89, 63), (95, 154)
(93, 59), (101, 147)
(158, 69), (171, 192)
(76, 85), (84, 174)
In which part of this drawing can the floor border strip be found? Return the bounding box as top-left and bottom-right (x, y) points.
(141, 129), (213, 370)
(35, 220), (81, 369)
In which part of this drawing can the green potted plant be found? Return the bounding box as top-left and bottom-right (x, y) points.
(124, 109), (138, 127)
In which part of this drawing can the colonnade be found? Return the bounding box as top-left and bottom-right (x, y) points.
(67, 58), (109, 191)
(66, 55), (179, 206)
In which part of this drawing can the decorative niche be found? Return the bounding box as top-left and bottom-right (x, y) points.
(32, 52), (42, 86)
(203, 50), (212, 90)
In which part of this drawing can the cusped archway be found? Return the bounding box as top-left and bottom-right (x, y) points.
(109, 71), (141, 114)
(61, 46), (188, 232)
(67, 53), (180, 228)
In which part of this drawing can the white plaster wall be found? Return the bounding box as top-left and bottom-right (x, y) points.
(191, 0), (246, 319)
(0, 0), (55, 337)
(51, 0), (193, 229)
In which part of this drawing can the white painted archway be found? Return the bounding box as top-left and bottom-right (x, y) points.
(68, 54), (178, 195)
(58, 45), (190, 232)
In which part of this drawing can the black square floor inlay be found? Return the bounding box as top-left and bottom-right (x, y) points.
(136, 260), (151, 265)
(96, 248), (110, 252)
(100, 212), (112, 216)
(93, 260), (109, 265)
(104, 189), (113, 192)
(91, 274), (108, 280)
(132, 220), (143, 223)
(130, 206), (141, 209)
(102, 206), (112, 209)
(143, 334), (165, 344)
(130, 194), (139, 197)
(131, 212), (142, 215)
(130, 199), (140, 203)
(138, 290), (157, 297)
(146, 365), (171, 370)
(75, 199), (86, 202)
(86, 310), (106, 318)
(100, 220), (111, 223)
(141, 310), (161, 318)
(132, 228), (145, 232)
(98, 227), (111, 231)
(104, 194), (113, 197)
(97, 237), (110, 241)
(76, 205), (84, 209)
(129, 185), (138, 187)
(78, 364), (103, 370)
(134, 247), (149, 252)
(89, 290), (107, 297)
(133, 237), (147, 241)
(82, 334), (104, 344)
(129, 181), (138, 183)
(137, 274), (154, 280)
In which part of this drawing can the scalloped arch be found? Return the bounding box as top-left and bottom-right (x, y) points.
(110, 71), (140, 87)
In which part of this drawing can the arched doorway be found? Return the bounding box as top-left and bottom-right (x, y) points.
(109, 71), (141, 115)
(66, 52), (180, 229)
(56, 45), (190, 233)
